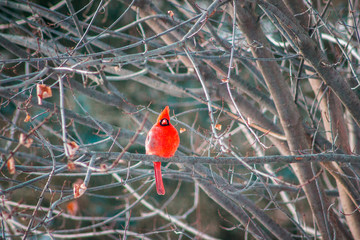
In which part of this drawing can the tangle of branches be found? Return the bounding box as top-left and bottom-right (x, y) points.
(0, 0), (360, 239)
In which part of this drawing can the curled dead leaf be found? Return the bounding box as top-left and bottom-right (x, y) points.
(7, 157), (16, 175)
(168, 10), (174, 19)
(19, 133), (33, 148)
(24, 113), (31, 122)
(67, 161), (76, 171)
(36, 84), (52, 105)
(73, 180), (86, 199)
(66, 141), (79, 158)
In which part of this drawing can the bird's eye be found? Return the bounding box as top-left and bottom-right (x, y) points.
(159, 118), (169, 126)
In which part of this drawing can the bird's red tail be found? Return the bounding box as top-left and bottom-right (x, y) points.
(153, 162), (165, 195)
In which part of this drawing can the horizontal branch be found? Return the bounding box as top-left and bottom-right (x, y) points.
(2, 144), (358, 166)
(96, 152), (360, 165)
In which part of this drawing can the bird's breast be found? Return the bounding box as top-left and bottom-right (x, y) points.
(145, 125), (179, 157)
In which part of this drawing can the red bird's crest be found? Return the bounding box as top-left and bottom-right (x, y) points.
(157, 106), (170, 125)
(146, 106), (180, 195)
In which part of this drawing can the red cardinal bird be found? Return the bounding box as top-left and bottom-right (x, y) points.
(146, 106), (180, 195)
